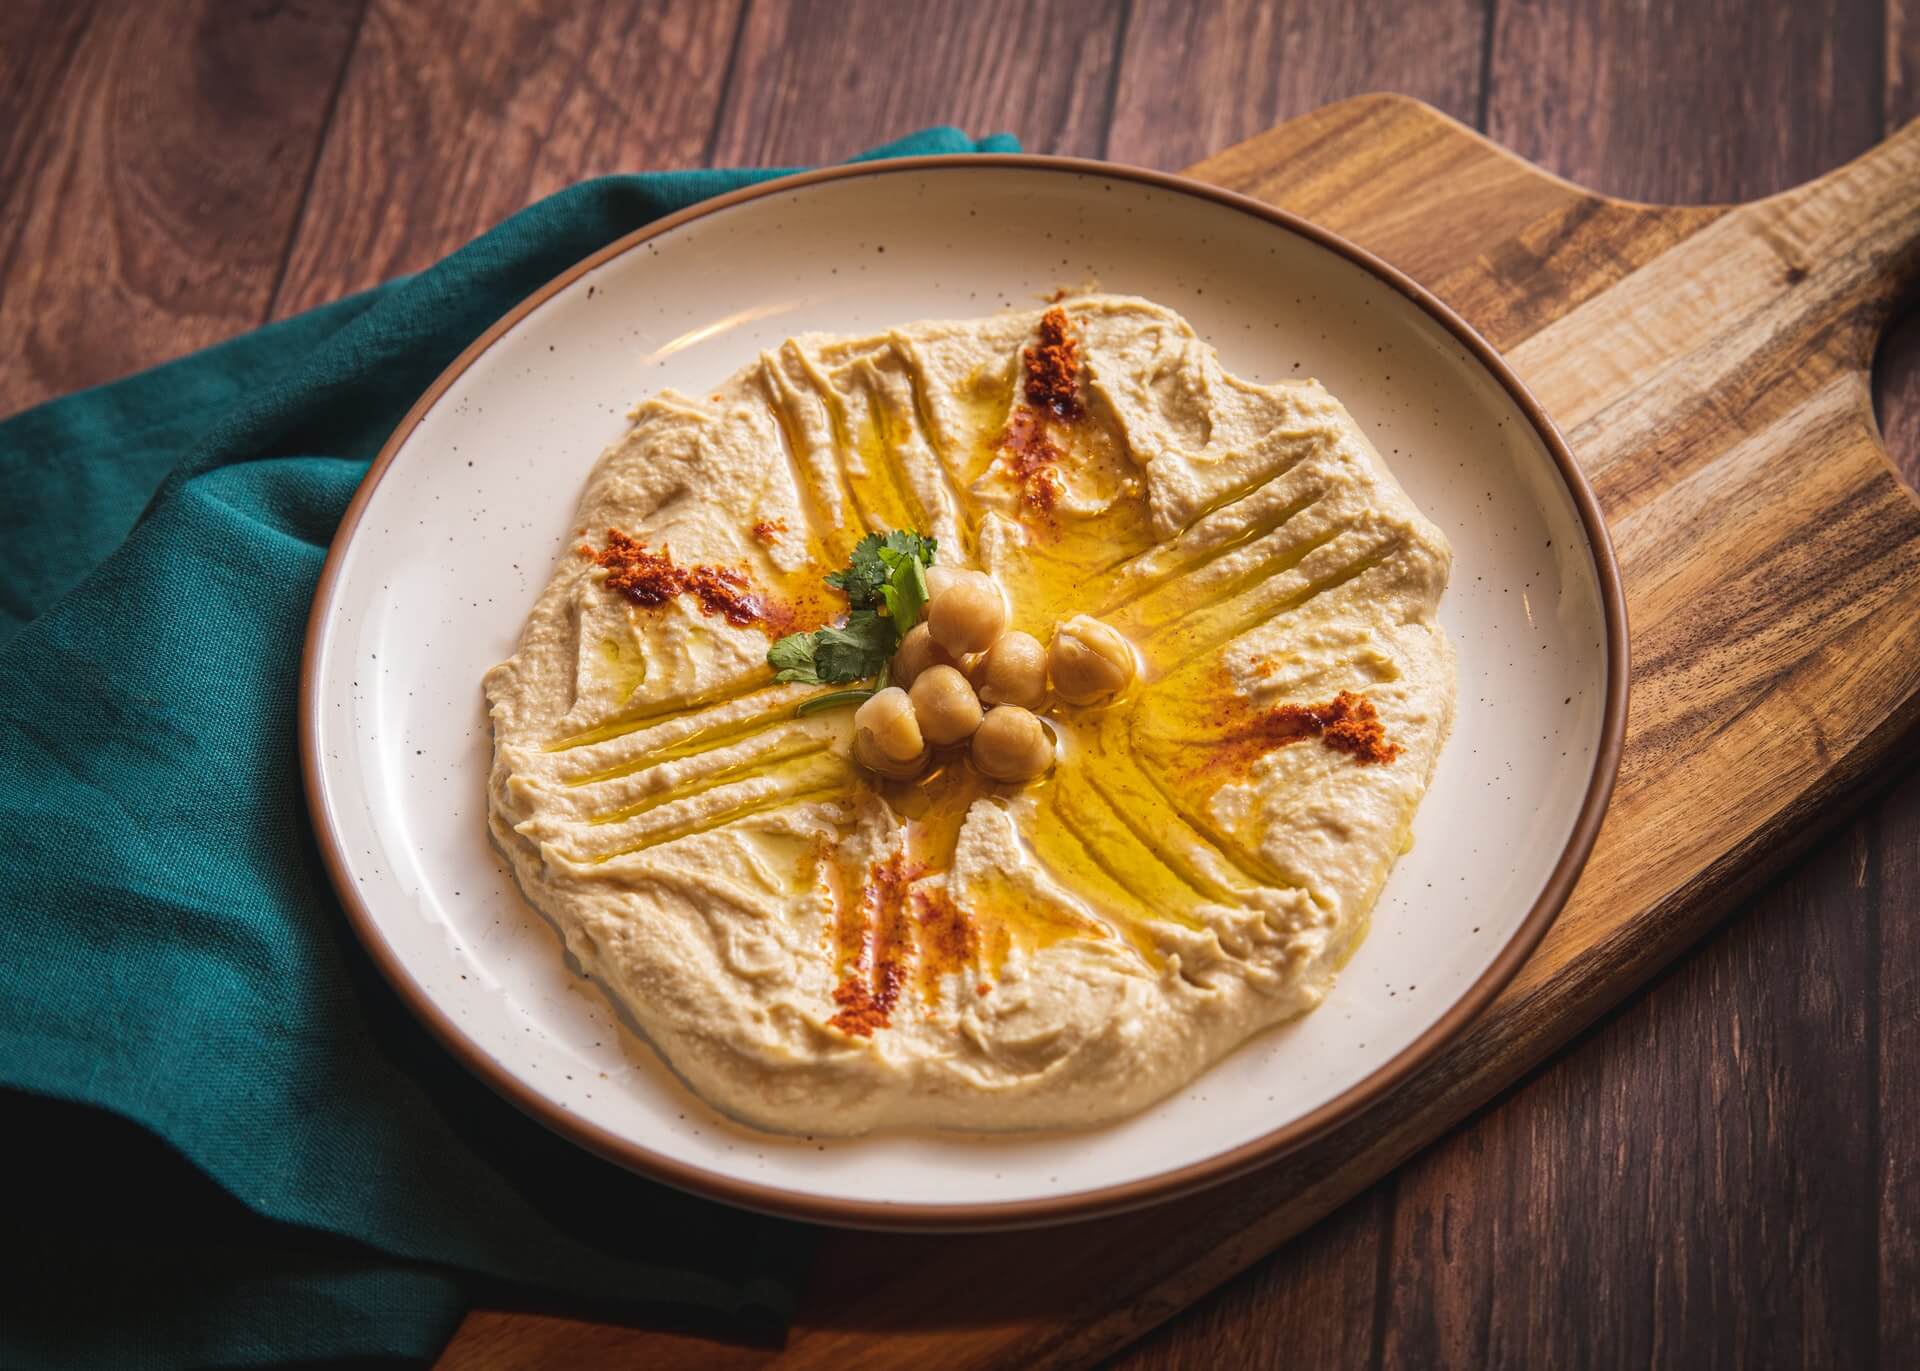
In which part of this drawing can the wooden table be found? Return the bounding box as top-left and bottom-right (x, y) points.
(6, 2), (1915, 1365)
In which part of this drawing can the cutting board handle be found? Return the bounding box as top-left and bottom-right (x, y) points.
(1768, 115), (1920, 362)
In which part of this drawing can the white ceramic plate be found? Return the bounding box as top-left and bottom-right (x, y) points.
(302, 157), (1626, 1229)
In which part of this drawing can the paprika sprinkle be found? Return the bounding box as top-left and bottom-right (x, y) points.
(585, 528), (794, 633)
(828, 851), (921, 1037)
(1199, 689), (1403, 775)
(991, 309), (1085, 519)
(911, 883), (978, 1002)
(1022, 306), (1083, 419)
(996, 407), (1066, 516)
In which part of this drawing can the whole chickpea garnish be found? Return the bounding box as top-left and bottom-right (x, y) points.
(971, 705), (1055, 782)
(908, 664), (984, 745)
(852, 687), (928, 778)
(1048, 614), (1136, 705)
(975, 630), (1048, 709)
(923, 566), (964, 605)
(892, 621), (954, 687)
(927, 569), (1008, 655)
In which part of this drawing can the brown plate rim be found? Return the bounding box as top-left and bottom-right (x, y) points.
(299, 152), (1630, 1232)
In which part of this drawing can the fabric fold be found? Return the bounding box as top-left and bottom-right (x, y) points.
(0, 126), (1019, 1369)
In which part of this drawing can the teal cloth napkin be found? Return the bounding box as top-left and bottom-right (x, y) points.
(0, 126), (1019, 1369)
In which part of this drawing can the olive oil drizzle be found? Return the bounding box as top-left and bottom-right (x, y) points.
(886, 332), (980, 561)
(1099, 697), (1299, 893)
(1079, 764), (1247, 905)
(569, 704), (810, 785)
(1109, 524), (1348, 641)
(787, 344), (922, 538)
(1097, 488), (1328, 621)
(551, 679), (789, 759)
(847, 361), (940, 540)
(1047, 767), (1211, 920)
(588, 757), (855, 864)
(588, 737), (831, 825)
(757, 353), (863, 574)
(539, 329), (1412, 1003)
(1145, 541), (1399, 663)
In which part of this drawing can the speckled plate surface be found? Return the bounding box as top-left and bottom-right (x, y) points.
(301, 157), (1626, 1229)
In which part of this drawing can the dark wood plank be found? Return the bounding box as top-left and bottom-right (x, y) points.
(706, 0), (1124, 165)
(1105, 0), (1485, 170)
(1895, 0), (1919, 130)
(1486, 0), (1883, 201)
(0, 0), (364, 418)
(272, 0), (744, 318)
(0, 1), (93, 226)
(1106, 1184), (1391, 1370)
(1875, 770), (1920, 1368)
(1386, 839), (1881, 1369)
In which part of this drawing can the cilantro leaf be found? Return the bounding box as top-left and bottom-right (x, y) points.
(824, 530), (938, 609)
(767, 631), (822, 684)
(811, 610), (896, 682)
(880, 529), (937, 567)
(824, 533), (891, 607)
(879, 550), (929, 629)
(769, 613), (892, 685)
(770, 528), (940, 694)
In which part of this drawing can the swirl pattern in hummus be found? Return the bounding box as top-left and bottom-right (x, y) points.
(484, 295), (1455, 1135)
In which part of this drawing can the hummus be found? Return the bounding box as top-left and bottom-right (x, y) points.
(484, 295), (1455, 1135)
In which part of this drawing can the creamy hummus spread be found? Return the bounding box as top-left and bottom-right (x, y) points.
(484, 295), (1455, 1135)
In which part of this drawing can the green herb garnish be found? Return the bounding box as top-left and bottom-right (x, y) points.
(766, 531), (939, 696)
(768, 610), (897, 685)
(881, 553), (930, 631)
(795, 688), (878, 716)
(825, 530), (938, 609)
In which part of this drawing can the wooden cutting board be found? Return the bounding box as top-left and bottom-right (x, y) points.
(439, 95), (1920, 1370)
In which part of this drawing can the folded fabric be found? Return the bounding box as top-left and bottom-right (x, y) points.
(0, 126), (1019, 1369)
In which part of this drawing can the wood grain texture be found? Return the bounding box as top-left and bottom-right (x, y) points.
(706, 0), (1125, 164)
(0, 0), (362, 418)
(1896, 0), (1920, 127)
(1136, 73), (1920, 1365)
(1350, 11), (1902, 1366)
(0, 1), (92, 226)
(1876, 769), (1920, 1367)
(1376, 840), (1881, 1371)
(1105, 0), (1484, 169)
(272, 0), (742, 317)
(1486, 0), (1883, 202)
(1108, 1182), (1392, 1371)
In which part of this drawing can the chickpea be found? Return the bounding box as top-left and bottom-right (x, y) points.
(928, 569), (1007, 655)
(971, 705), (1055, 782)
(853, 727), (929, 779)
(853, 687), (924, 762)
(976, 630), (1048, 708)
(1048, 614), (1136, 704)
(923, 565), (964, 609)
(908, 664), (984, 745)
(892, 621), (954, 686)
